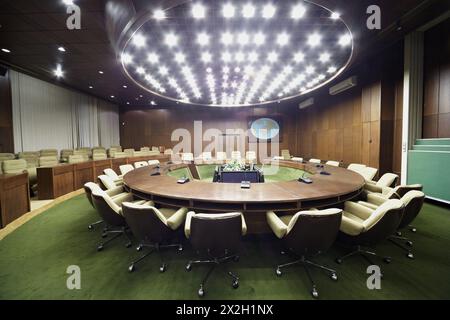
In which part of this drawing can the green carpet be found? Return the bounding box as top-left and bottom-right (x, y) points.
(0, 195), (449, 300)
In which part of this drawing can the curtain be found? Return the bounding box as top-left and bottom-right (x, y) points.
(10, 70), (120, 152)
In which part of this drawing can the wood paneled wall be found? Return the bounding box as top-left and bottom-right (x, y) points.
(0, 69), (14, 153)
(119, 105), (299, 157)
(423, 18), (450, 138)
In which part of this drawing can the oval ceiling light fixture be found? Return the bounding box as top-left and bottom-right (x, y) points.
(120, 1), (353, 107)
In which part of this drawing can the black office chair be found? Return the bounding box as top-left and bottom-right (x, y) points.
(266, 209), (342, 298)
(122, 202), (188, 272)
(184, 212), (247, 297)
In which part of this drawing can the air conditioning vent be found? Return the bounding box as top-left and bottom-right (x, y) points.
(298, 98), (314, 109)
(329, 76), (357, 95)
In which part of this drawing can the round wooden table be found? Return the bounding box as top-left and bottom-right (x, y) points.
(123, 160), (365, 233)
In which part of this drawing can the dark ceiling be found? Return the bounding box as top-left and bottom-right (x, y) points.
(0, 0), (444, 108)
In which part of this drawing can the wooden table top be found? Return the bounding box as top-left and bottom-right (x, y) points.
(123, 161), (365, 208)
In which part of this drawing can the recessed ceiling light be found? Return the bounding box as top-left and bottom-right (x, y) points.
(276, 32), (290, 46)
(150, 100), (157, 105)
(164, 33), (179, 47)
(121, 53), (133, 64)
(98, 70), (104, 74)
(1, 48), (11, 53)
(132, 33), (146, 48)
(307, 33), (321, 47)
(262, 4), (276, 19)
(192, 3), (206, 19)
(201, 52), (212, 63)
(140, 95), (143, 98)
(175, 52), (186, 64)
(147, 52), (159, 64)
(319, 52), (331, 63)
(159, 66), (169, 75)
(291, 4), (306, 19)
(136, 67), (145, 74)
(242, 4), (256, 18)
(237, 32), (250, 45)
(339, 33), (352, 47)
(327, 66), (337, 73)
(293, 51), (305, 63)
(153, 9), (166, 20)
(222, 3), (235, 18)
(254, 32), (265, 46)
(331, 12), (341, 20)
(53, 64), (64, 78)
(123, 85), (127, 88)
(126, 102), (130, 105)
(197, 32), (210, 46)
(267, 51), (278, 63)
(58, 46), (66, 52)
(88, 85), (93, 89)
(110, 95), (115, 98)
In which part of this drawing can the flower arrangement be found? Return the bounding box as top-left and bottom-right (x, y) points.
(222, 160), (246, 172)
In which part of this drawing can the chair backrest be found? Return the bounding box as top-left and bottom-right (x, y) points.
(360, 167), (378, 181)
(91, 189), (125, 226)
(246, 151), (256, 161)
(119, 164), (134, 175)
(376, 173), (398, 188)
(18, 151), (39, 158)
(284, 209), (342, 255)
(60, 149), (74, 162)
(148, 160), (160, 166)
(78, 147), (92, 156)
(111, 145), (122, 152)
(2, 159), (27, 174)
(164, 148), (173, 155)
(151, 146), (159, 151)
(140, 147), (150, 152)
(19, 153), (39, 167)
(104, 168), (120, 180)
(98, 174), (118, 190)
(122, 203), (173, 243)
(84, 182), (102, 208)
(358, 199), (404, 245)
(0, 153), (15, 161)
(68, 154), (86, 164)
(39, 156), (58, 167)
(134, 161), (149, 168)
(181, 153), (194, 161)
(309, 158), (321, 164)
(326, 160), (340, 167)
(93, 153), (107, 161)
(389, 184), (423, 198)
(189, 212), (244, 256)
(347, 163), (366, 173)
(398, 191), (425, 229)
(281, 149), (290, 160)
(124, 149), (135, 157)
(113, 152), (127, 158)
(231, 151), (241, 160)
(216, 151), (227, 161)
(92, 147), (106, 152)
(73, 150), (89, 160)
(39, 149), (58, 157)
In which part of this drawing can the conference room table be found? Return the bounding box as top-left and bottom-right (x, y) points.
(37, 154), (170, 200)
(123, 160), (366, 233)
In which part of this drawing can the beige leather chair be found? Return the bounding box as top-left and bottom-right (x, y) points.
(91, 187), (146, 251)
(2, 159), (27, 174)
(108, 147), (118, 158)
(291, 157), (303, 162)
(73, 149), (89, 161)
(267, 209), (342, 298)
(364, 173), (399, 193)
(309, 158), (321, 164)
(140, 147), (150, 152)
(326, 160), (340, 167)
(119, 164), (134, 175)
(20, 154), (38, 185)
(92, 147), (106, 153)
(18, 151), (39, 159)
(93, 153), (107, 161)
(151, 146), (159, 152)
(134, 161), (148, 168)
(103, 168), (123, 182)
(148, 160), (160, 166)
(98, 174), (123, 190)
(245, 151), (257, 163)
(281, 149), (291, 160)
(336, 199), (404, 268)
(0, 153), (15, 161)
(122, 202), (187, 272)
(231, 151), (241, 161)
(78, 147), (92, 158)
(113, 151), (127, 158)
(111, 145), (122, 152)
(39, 156), (58, 167)
(347, 163), (366, 173)
(124, 149), (135, 157)
(60, 149), (74, 162)
(358, 190), (425, 259)
(68, 154), (86, 164)
(181, 152), (194, 162)
(359, 167), (378, 181)
(40, 149), (58, 157)
(164, 148), (173, 155)
(216, 151), (227, 161)
(185, 212), (247, 297)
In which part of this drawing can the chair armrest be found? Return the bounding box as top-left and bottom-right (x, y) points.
(357, 201), (378, 210)
(112, 192), (133, 205)
(184, 211), (196, 238)
(266, 211), (288, 239)
(344, 201), (373, 220)
(364, 183), (383, 193)
(340, 213), (364, 236)
(106, 186), (124, 197)
(167, 207), (188, 230)
(366, 193), (388, 206)
(241, 214), (247, 236)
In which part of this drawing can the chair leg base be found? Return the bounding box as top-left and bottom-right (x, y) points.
(388, 237), (415, 259)
(336, 245), (391, 266)
(127, 242), (182, 273)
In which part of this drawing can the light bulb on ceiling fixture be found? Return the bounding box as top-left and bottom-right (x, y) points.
(339, 33), (352, 47)
(291, 4), (306, 19)
(121, 53), (133, 64)
(293, 51), (304, 63)
(327, 66), (337, 73)
(132, 33), (146, 48)
(319, 52), (331, 63)
(147, 52), (159, 64)
(331, 11), (341, 19)
(262, 4), (276, 19)
(223, 3), (235, 18)
(307, 33), (321, 47)
(159, 66), (169, 75)
(221, 32), (233, 46)
(197, 32), (210, 46)
(201, 52), (212, 63)
(276, 32), (290, 46)
(242, 4), (255, 18)
(58, 46), (66, 52)
(237, 32), (250, 45)
(153, 9), (166, 20)
(192, 3), (206, 19)
(164, 33), (179, 47)
(53, 64), (64, 78)
(174, 52), (186, 64)
(254, 32), (265, 46)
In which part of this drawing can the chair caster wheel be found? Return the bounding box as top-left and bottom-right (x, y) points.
(101, 233), (108, 238)
(406, 241), (413, 247)
(276, 268), (282, 277)
(198, 287), (205, 297)
(410, 227), (416, 233)
(178, 245), (183, 252)
(396, 231), (402, 236)
(97, 245), (103, 252)
(125, 242), (132, 248)
(311, 288), (319, 299)
(186, 263), (192, 271)
(407, 252), (414, 259)
(335, 258), (342, 264)
(160, 264), (167, 273)
(280, 251), (286, 255)
(331, 273), (338, 281)
(136, 245), (142, 251)
(383, 257), (391, 264)
(233, 255), (240, 262)
(88, 225), (93, 230)
(128, 264), (135, 273)
(232, 280), (239, 289)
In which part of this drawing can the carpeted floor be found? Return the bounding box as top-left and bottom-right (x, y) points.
(0, 194), (449, 300)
